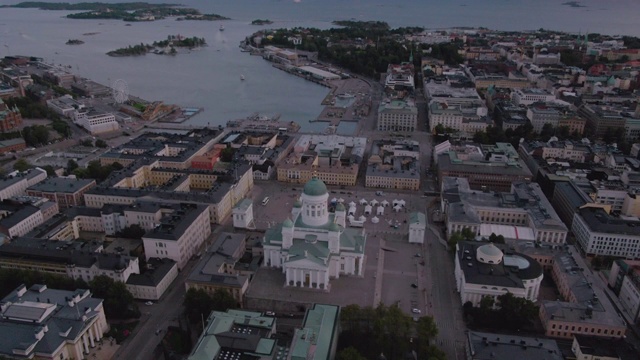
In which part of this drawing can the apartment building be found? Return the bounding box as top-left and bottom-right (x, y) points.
(366, 140), (420, 190)
(27, 177), (96, 208)
(551, 181), (595, 228)
(0, 203), (43, 239)
(0, 237), (139, 282)
(454, 241), (544, 306)
(608, 259), (640, 323)
(126, 258), (178, 301)
(0, 168), (47, 201)
(0, 284), (109, 360)
(466, 331), (562, 360)
(277, 134), (365, 187)
(428, 101), (491, 137)
(377, 98), (418, 132)
(540, 247), (627, 339)
(424, 76), (483, 107)
(442, 177), (568, 243)
(142, 203), (211, 269)
(186, 232), (249, 305)
(511, 88), (555, 106)
(578, 104), (627, 140)
(436, 141), (532, 192)
(572, 207), (640, 259)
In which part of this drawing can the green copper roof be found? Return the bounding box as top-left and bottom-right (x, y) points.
(293, 199), (302, 208)
(283, 218), (294, 228)
(303, 177), (328, 196)
(329, 222), (341, 232)
(335, 203), (345, 211)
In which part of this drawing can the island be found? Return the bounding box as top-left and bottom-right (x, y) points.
(176, 13), (230, 21)
(4, 2), (229, 22)
(251, 19), (273, 25)
(107, 35), (206, 57)
(65, 39), (84, 45)
(562, 1), (586, 8)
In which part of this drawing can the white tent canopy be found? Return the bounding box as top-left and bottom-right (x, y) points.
(364, 205), (372, 214)
(331, 197), (337, 203)
(338, 198), (345, 203)
(377, 206), (385, 215)
(370, 199), (379, 206)
(397, 199), (406, 207)
(359, 198), (368, 205)
(348, 215), (354, 221)
(393, 205), (402, 212)
(348, 207), (356, 216)
(349, 201), (356, 207)
(381, 200), (390, 207)
(371, 216), (379, 224)
(359, 215), (366, 221)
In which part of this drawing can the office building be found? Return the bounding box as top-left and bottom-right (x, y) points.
(466, 331), (562, 360)
(289, 304), (340, 360)
(572, 207), (640, 259)
(125, 258), (178, 301)
(142, 203), (211, 270)
(377, 98), (418, 132)
(0, 168), (47, 201)
(72, 108), (119, 135)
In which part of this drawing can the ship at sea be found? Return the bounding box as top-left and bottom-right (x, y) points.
(219, 25), (225, 31)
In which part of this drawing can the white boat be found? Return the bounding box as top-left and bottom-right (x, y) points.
(240, 74), (245, 81)
(219, 25), (225, 31)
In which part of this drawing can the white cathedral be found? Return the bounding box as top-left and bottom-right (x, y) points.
(263, 177), (366, 291)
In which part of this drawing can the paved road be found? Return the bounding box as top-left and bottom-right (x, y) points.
(113, 256), (201, 360)
(420, 199), (467, 360)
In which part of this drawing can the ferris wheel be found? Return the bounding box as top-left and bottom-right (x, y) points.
(112, 79), (129, 104)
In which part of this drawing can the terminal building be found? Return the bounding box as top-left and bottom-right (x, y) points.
(263, 177), (366, 291)
(72, 108), (119, 135)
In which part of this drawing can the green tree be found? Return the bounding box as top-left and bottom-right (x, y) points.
(80, 139), (94, 147)
(220, 147), (235, 162)
(184, 288), (215, 324)
(67, 159), (79, 173)
(13, 158), (31, 172)
(540, 123), (555, 140)
(488, 233), (505, 244)
(211, 288), (238, 311)
(415, 315), (438, 358)
(88, 275), (139, 319)
(41, 165), (57, 177)
(337, 347), (366, 360)
(495, 292), (538, 330)
(95, 139), (108, 148)
(119, 224), (145, 239)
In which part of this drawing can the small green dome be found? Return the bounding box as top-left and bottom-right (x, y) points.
(303, 176), (328, 196)
(293, 199), (302, 208)
(329, 222), (341, 232)
(283, 218), (294, 228)
(335, 203), (346, 211)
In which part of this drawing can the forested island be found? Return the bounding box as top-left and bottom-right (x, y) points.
(4, 2), (228, 22)
(251, 19), (273, 25)
(177, 13), (229, 21)
(107, 35), (206, 57)
(65, 39), (84, 45)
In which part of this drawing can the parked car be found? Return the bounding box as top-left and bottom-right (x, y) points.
(145, 301), (154, 305)
(411, 308), (421, 314)
(265, 311), (276, 316)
